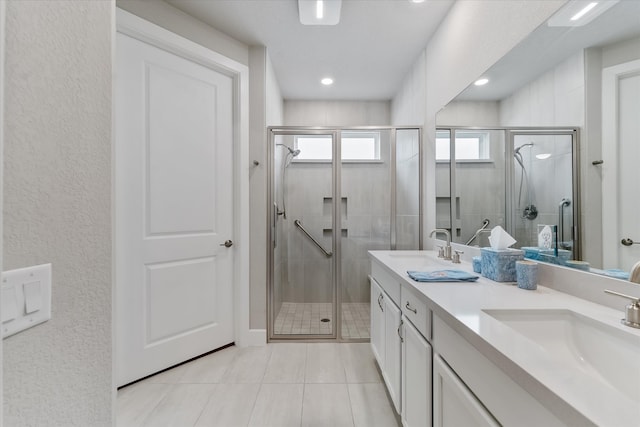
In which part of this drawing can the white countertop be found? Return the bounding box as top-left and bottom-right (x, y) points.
(369, 250), (640, 427)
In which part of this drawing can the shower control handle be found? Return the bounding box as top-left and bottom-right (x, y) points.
(220, 240), (233, 248)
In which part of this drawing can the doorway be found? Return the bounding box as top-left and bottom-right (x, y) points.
(267, 127), (422, 341)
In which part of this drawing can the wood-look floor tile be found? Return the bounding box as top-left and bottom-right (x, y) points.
(340, 343), (382, 383)
(302, 384), (354, 427)
(116, 383), (171, 427)
(263, 343), (307, 383)
(179, 345), (239, 383)
(142, 384), (216, 427)
(305, 343), (346, 383)
(194, 383), (260, 427)
(220, 346), (273, 383)
(348, 383), (400, 427)
(248, 384), (304, 427)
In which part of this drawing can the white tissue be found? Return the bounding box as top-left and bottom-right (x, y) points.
(488, 225), (517, 250)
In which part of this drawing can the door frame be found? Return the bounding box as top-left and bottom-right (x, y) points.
(114, 7), (252, 363)
(602, 59), (640, 269)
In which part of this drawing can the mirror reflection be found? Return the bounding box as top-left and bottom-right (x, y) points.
(436, 0), (640, 279)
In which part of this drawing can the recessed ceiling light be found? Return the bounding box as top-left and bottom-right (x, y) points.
(299, 0), (341, 25)
(547, 0), (618, 27)
(570, 2), (598, 21)
(321, 77), (334, 86)
(316, 0), (324, 19)
(474, 78), (489, 86)
(410, 0), (426, 3)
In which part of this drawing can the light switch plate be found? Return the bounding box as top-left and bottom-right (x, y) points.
(2, 264), (52, 338)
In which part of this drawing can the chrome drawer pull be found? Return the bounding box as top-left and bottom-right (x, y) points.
(405, 302), (417, 314)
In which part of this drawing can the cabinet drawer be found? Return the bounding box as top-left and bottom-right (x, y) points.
(401, 285), (430, 341)
(371, 261), (400, 305)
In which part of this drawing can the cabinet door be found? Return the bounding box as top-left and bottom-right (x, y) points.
(433, 355), (499, 427)
(370, 278), (386, 368)
(402, 316), (432, 427)
(384, 296), (402, 414)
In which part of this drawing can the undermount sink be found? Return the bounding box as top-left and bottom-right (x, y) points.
(483, 309), (640, 399)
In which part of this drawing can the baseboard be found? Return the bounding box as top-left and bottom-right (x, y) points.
(237, 329), (266, 346)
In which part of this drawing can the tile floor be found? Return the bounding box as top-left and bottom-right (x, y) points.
(273, 302), (370, 339)
(117, 343), (399, 427)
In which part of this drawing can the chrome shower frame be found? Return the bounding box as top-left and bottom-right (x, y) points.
(266, 126), (423, 342)
(436, 126), (580, 260)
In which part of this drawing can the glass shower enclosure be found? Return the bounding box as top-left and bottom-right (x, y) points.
(268, 127), (422, 341)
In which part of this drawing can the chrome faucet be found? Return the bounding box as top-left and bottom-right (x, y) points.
(430, 229), (452, 260)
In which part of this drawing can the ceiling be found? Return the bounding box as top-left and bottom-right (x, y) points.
(167, 0), (455, 100)
(456, 0), (640, 101)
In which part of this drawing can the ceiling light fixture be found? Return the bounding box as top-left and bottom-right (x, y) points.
(536, 153), (552, 160)
(547, 0), (618, 27)
(571, 2), (598, 21)
(321, 77), (334, 86)
(410, 0), (426, 3)
(474, 78), (489, 86)
(316, 0), (324, 19)
(299, 0), (342, 25)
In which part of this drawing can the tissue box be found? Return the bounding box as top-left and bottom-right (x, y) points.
(480, 248), (524, 282)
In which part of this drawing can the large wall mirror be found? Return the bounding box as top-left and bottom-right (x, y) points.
(436, 0), (640, 280)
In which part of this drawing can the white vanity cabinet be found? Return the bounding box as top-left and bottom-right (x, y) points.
(433, 314), (566, 427)
(370, 278), (385, 367)
(383, 295), (402, 413)
(433, 355), (499, 427)
(369, 268), (402, 414)
(401, 314), (432, 427)
(371, 261), (432, 424)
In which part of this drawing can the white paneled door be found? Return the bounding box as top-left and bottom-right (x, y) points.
(116, 31), (234, 386)
(602, 60), (640, 271)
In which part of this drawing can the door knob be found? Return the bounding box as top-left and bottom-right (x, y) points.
(220, 240), (233, 248)
(621, 238), (639, 246)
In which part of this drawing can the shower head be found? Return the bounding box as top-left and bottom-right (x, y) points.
(276, 143), (301, 157)
(514, 142), (534, 155)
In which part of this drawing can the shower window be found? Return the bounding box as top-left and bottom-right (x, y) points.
(436, 130), (491, 161)
(295, 132), (381, 161)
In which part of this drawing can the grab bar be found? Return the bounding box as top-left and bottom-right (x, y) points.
(465, 218), (490, 245)
(558, 198), (571, 249)
(294, 219), (333, 258)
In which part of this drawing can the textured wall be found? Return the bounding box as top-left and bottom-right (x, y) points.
(3, 1), (113, 425)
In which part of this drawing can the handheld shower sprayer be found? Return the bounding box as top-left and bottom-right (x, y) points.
(514, 142), (538, 220)
(275, 143), (302, 220)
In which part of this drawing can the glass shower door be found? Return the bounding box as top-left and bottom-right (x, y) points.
(270, 131), (336, 338)
(509, 130), (579, 261)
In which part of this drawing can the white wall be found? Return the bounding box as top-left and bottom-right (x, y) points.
(436, 101), (500, 127)
(117, 0), (248, 66)
(392, 0), (567, 245)
(3, 1), (113, 425)
(499, 52), (585, 127)
(249, 46), (283, 330)
(284, 101), (390, 126)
